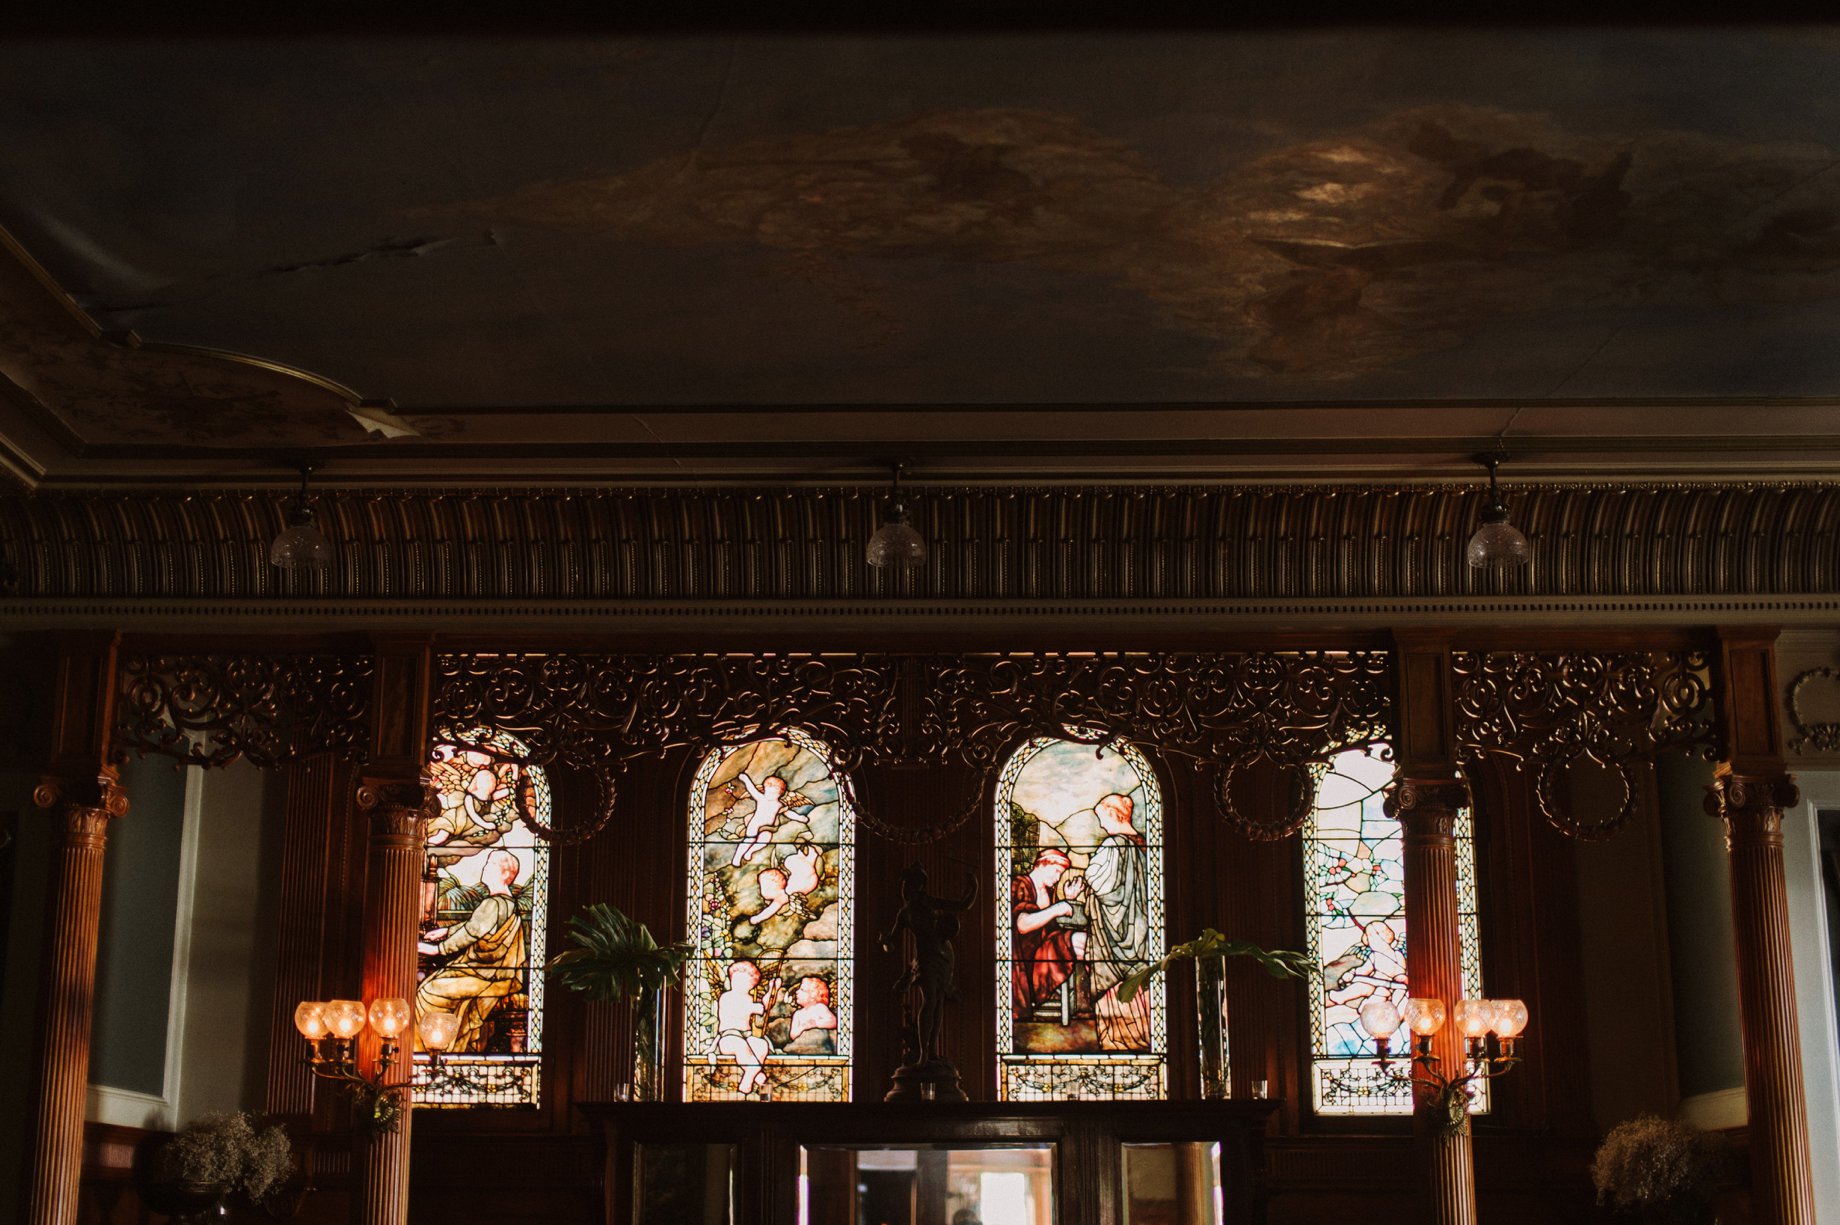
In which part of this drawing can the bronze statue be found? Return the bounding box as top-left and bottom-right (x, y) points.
(881, 862), (977, 1101)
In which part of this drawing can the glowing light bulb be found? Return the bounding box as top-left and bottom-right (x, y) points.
(369, 997), (412, 1038)
(326, 999), (368, 1040)
(1454, 999), (1493, 1040)
(1492, 999), (1529, 1039)
(1403, 997), (1447, 1037)
(1358, 998), (1403, 1041)
(418, 1010), (460, 1052)
(294, 1001), (329, 1041)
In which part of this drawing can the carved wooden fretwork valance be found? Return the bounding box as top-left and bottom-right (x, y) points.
(1451, 650), (1719, 838)
(115, 653), (375, 769)
(434, 650), (1391, 843)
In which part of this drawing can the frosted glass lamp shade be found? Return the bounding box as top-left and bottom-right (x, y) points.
(369, 997), (412, 1038)
(269, 512), (332, 572)
(866, 515), (927, 568)
(325, 999), (368, 1040)
(1358, 997), (1402, 1041)
(1465, 506), (1531, 569)
(294, 1001), (329, 1040)
(1454, 998), (1494, 1039)
(1492, 998), (1529, 1039)
(418, 1010), (460, 1052)
(1403, 997), (1447, 1037)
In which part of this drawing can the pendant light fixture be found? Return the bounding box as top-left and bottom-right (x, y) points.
(269, 459), (333, 573)
(1465, 452), (1531, 569)
(865, 460), (927, 569)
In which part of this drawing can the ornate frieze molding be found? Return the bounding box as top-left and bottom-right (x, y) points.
(1452, 650), (1719, 838)
(435, 649), (1390, 842)
(115, 653), (374, 768)
(3, 483), (1835, 605)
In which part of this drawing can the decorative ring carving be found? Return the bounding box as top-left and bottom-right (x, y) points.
(1787, 667), (1840, 755)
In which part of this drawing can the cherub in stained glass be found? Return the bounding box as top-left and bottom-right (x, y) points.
(712, 960), (781, 1096)
(725, 773), (814, 867)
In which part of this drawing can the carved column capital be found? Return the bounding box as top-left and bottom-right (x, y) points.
(1386, 776), (1469, 835)
(1704, 771), (1800, 844)
(356, 776), (432, 843)
(33, 771), (129, 847)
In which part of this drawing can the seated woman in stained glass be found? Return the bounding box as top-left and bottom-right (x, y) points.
(713, 960), (779, 1096)
(415, 849), (526, 1053)
(1011, 848), (1086, 1012)
(728, 773), (813, 867)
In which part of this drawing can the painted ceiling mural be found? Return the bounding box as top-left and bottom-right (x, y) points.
(1, 30), (1840, 448)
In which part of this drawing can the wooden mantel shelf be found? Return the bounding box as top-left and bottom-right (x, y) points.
(578, 1099), (1281, 1225)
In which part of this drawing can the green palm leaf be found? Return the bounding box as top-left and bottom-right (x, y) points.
(1114, 928), (1314, 1004)
(545, 902), (692, 1004)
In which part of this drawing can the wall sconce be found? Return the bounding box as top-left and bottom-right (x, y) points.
(1359, 995), (1528, 1134)
(295, 998), (455, 1136)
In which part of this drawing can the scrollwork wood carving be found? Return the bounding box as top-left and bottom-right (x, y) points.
(116, 654), (374, 769)
(435, 650), (1391, 844)
(1453, 650), (1718, 839)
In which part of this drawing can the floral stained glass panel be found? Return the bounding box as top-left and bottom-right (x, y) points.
(1304, 744), (1485, 1116)
(996, 735), (1166, 1101)
(413, 728), (550, 1108)
(685, 730), (853, 1102)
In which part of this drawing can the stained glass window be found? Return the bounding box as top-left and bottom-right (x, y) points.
(685, 729), (854, 1102)
(1303, 744), (1485, 1115)
(413, 728), (551, 1108)
(996, 734), (1166, 1101)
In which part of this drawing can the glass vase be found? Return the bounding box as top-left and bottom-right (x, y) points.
(632, 987), (669, 1103)
(1195, 956), (1230, 1099)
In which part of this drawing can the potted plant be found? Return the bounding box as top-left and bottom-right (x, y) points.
(1116, 928), (1314, 1099)
(548, 901), (692, 1101)
(1592, 1115), (1727, 1225)
(148, 1111), (294, 1222)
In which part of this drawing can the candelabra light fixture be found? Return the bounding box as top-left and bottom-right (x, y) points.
(294, 997), (457, 1136)
(1358, 995), (1529, 1134)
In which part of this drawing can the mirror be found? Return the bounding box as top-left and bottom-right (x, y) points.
(799, 1143), (1054, 1225)
(635, 1143), (736, 1225)
(1122, 1142), (1222, 1225)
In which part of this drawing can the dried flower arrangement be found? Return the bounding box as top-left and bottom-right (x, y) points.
(1591, 1115), (1717, 1217)
(160, 1111), (295, 1203)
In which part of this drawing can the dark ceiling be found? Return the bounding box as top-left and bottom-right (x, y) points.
(1, 27), (1838, 486)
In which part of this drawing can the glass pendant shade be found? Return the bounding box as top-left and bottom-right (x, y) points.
(1403, 997), (1447, 1037)
(1466, 454), (1531, 569)
(1466, 505), (1532, 568)
(866, 513), (927, 568)
(270, 506), (332, 571)
(1491, 999), (1530, 1039)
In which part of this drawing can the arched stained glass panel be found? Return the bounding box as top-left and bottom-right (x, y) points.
(413, 728), (551, 1108)
(996, 734), (1166, 1101)
(1304, 743), (1485, 1115)
(685, 729), (854, 1102)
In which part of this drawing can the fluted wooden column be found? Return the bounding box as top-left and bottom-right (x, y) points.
(24, 770), (129, 1225)
(352, 779), (428, 1225)
(1396, 776), (1477, 1225)
(1706, 770), (1814, 1225)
